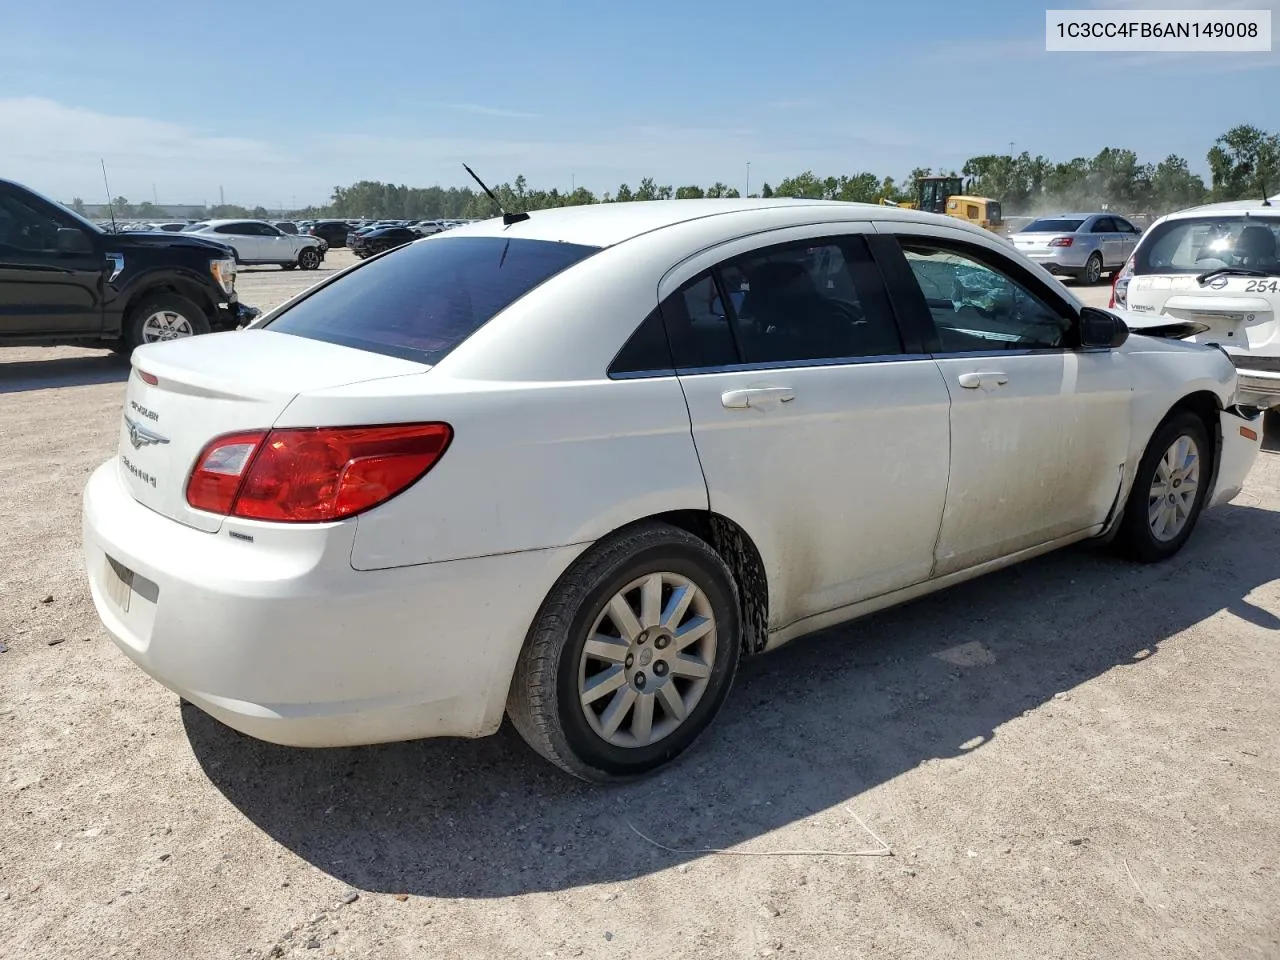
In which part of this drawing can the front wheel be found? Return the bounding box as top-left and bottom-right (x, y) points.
(123, 293), (212, 350)
(1114, 411), (1212, 562)
(507, 523), (742, 782)
(298, 247), (321, 271)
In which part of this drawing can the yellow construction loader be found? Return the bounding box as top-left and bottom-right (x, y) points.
(880, 176), (1004, 234)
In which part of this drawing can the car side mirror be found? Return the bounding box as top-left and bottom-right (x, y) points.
(1078, 307), (1129, 348)
(56, 227), (93, 255)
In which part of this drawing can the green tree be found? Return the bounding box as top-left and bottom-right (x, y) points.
(760, 182), (774, 198)
(1208, 124), (1280, 200)
(70, 197), (86, 215)
(675, 185), (706, 199)
(1148, 155), (1207, 211)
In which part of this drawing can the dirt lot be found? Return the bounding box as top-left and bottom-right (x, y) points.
(2, 262), (1278, 960)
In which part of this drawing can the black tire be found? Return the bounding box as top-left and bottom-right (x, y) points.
(1083, 252), (1104, 285)
(1114, 410), (1212, 563)
(123, 293), (211, 350)
(507, 522), (742, 782)
(298, 247), (321, 271)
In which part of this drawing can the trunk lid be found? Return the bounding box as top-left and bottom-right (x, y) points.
(117, 330), (428, 531)
(1126, 273), (1279, 352)
(1010, 231), (1073, 252)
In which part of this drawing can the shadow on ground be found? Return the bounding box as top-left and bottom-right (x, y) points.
(185, 501), (1280, 899)
(0, 353), (129, 394)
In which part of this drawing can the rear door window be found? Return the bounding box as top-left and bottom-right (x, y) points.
(265, 236), (599, 364)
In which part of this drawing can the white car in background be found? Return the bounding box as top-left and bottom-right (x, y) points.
(83, 199), (1261, 782)
(182, 219), (325, 270)
(1113, 197), (1280, 409)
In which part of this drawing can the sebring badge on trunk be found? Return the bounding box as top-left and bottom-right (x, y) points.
(125, 416), (169, 450)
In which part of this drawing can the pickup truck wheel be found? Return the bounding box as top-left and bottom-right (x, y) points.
(125, 294), (211, 349)
(298, 247), (321, 271)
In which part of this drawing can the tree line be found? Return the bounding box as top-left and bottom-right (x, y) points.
(72, 124), (1278, 223)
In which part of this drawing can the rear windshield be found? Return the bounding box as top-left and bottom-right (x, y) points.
(1021, 218), (1084, 233)
(265, 236), (599, 364)
(1136, 215), (1280, 275)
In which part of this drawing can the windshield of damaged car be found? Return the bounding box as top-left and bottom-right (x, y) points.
(1022, 218), (1084, 233)
(1137, 216), (1280, 275)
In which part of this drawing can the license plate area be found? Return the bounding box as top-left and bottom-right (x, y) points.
(104, 555), (135, 613)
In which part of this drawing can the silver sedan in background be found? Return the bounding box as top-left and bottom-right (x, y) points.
(1009, 213), (1143, 284)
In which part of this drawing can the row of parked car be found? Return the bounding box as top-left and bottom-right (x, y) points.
(301, 217), (475, 250)
(2, 176), (1278, 413)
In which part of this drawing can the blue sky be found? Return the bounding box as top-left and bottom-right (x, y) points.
(0, 0), (1275, 207)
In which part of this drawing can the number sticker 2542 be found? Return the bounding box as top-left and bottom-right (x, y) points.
(1244, 279), (1280, 293)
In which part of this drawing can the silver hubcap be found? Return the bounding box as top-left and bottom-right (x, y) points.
(141, 310), (194, 342)
(1148, 434), (1200, 541)
(302, 250), (318, 268)
(577, 572), (717, 748)
(1086, 257), (1101, 283)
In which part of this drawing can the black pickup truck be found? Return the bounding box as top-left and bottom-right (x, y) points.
(0, 178), (259, 350)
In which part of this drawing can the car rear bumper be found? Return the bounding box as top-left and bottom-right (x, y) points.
(1211, 407), (1264, 507)
(1235, 368), (1280, 409)
(1018, 250), (1090, 272)
(82, 460), (584, 747)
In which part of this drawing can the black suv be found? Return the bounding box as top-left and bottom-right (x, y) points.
(0, 178), (259, 350)
(307, 220), (354, 248)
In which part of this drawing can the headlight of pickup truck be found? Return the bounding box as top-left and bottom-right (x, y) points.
(210, 257), (237, 296)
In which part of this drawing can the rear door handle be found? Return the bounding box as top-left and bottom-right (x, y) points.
(957, 371), (1008, 389)
(720, 387), (796, 409)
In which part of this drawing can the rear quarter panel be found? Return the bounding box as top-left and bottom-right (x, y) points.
(277, 375), (708, 570)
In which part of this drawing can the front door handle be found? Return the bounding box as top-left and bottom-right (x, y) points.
(720, 387), (796, 409)
(956, 371), (1009, 389)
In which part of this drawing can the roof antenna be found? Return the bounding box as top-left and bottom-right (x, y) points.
(462, 163), (529, 225)
(100, 159), (117, 233)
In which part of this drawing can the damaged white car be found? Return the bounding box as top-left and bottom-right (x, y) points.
(1113, 197), (1280, 409)
(83, 200), (1263, 782)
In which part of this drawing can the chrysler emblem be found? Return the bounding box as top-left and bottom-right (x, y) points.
(125, 416), (169, 450)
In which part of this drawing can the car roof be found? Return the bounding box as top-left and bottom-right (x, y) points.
(442, 198), (992, 248)
(199, 219), (272, 227)
(1161, 198), (1280, 219)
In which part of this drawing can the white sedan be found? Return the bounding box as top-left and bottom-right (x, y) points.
(181, 219), (325, 270)
(83, 199), (1262, 781)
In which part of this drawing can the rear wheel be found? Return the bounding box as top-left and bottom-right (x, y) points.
(298, 247), (321, 271)
(1082, 252), (1103, 285)
(123, 293), (211, 350)
(1114, 411), (1211, 562)
(507, 523), (741, 782)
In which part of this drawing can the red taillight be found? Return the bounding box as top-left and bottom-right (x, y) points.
(185, 423), (452, 522)
(137, 369), (158, 385)
(1048, 237), (1074, 247)
(1110, 255), (1136, 308)
(186, 431), (268, 514)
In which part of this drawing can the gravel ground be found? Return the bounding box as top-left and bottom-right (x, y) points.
(2, 263), (1279, 960)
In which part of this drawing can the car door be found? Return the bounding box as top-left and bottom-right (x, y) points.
(0, 187), (104, 336)
(873, 223), (1133, 576)
(210, 223), (252, 261)
(1112, 217), (1140, 260)
(255, 222), (291, 262)
(1091, 216), (1123, 268)
(660, 227), (953, 634)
